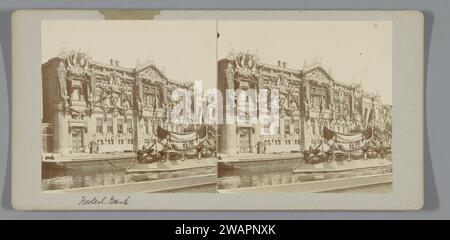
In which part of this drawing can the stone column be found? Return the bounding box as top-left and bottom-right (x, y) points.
(133, 116), (145, 152)
(219, 124), (237, 156)
(83, 126), (88, 153)
(53, 110), (70, 155)
(133, 74), (145, 152)
(218, 63), (237, 156)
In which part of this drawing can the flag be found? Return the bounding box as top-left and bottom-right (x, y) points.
(323, 127), (335, 140)
(157, 126), (169, 139)
(196, 125), (207, 139)
(362, 127), (373, 139)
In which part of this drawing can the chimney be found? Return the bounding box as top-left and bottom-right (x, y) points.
(277, 60), (281, 67)
(283, 62), (287, 68)
(110, 59), (114, 65)
(115, 60), (119, 66)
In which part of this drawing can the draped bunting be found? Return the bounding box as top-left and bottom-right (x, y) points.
(329, 87), (334, 107)
(171, 138), (206, 152)
(305, 81), (311, 103)
(156, 125), (207, 142)
(168, 131), (199, 142)
(335, 133), (364, 143)
(323, 127), (372, 142)
(160, 83), (168, 106)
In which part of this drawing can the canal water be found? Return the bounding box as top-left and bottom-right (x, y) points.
(42, 165), (216, 191)
(217, 159), (392, 190)
(43, 159), (392, 192)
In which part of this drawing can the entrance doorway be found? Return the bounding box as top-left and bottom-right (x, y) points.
(71, 127), (84, 153)
(239, 128), (252, 153)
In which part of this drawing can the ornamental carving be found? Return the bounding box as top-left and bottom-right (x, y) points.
(57, 51), (95, 117)
(233, 52), (258, 79)
(66, 51), (89, 77)
(97, 72), (132, 118)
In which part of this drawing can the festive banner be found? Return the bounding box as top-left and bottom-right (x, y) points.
(323, 127), (372, 143)
(157, 125), (207, 142)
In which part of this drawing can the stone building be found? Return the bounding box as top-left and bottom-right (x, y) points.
(42, 50), (194, 155)
(217, 52), (391, 156)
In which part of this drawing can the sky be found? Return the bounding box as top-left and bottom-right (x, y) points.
(41, 20), (217, 90)
(41, 20), (392, 104)
(218, 21), (392, 104)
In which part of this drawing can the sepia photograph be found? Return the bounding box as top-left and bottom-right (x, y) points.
(10, 10), (424, 210)
(40, 20), (394, 194)
(40, 20), (218, 193)
(216, 21), (393, 193)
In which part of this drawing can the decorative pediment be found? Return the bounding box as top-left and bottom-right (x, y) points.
(304, 67), (334, 85)
(137, 65), (168, 83)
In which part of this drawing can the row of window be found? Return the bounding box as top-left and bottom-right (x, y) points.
(308, 140), (361, 149)
(96, 118), (133, 134)
(96, 139), (134, 146)
(262, 119), (300, 135)
(264, 139), (301, 146)
(310, 125), (350, 135)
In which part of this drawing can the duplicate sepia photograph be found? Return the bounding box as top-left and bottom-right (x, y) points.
(39, 19), (393, 195)
(216, 21), (393, 193)
(10, 10), (424, 210)
(40, 20), (218, 193)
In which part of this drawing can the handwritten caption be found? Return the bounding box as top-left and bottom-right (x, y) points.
(78, 195), (130, 206)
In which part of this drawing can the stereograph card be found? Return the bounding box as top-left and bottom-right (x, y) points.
(11, 10), (423, 210)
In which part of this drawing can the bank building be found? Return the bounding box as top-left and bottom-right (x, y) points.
(217, 52), (392, 156)
(41, 50), (199, 156)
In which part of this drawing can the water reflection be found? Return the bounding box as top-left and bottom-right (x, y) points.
(218, 160), (392, 190)
(42, 166), (216, 191)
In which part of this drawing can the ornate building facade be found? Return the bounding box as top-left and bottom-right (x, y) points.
(42, 50), (194, 155)
(217, 52), (392, 156)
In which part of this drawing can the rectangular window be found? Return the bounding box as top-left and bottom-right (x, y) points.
(284, 119), (290, 135)
(127, 119), (133, 133)
(150, 95), (156, 105)
(95, 90), (102, 102)
(126, 94), (132, 107)
(275, 120), (281, 135)
(96, 118), (103, 133)
(244, 112), (250, 121)
(294, 94), (300, 107)
(294, 119), (300, 134)
(313, 95), (321, 108)
(263, 124), (270, 135)
(117, 119), (123, 134)
(157, 94), (162, 107)
(107, 118), (113, 133)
